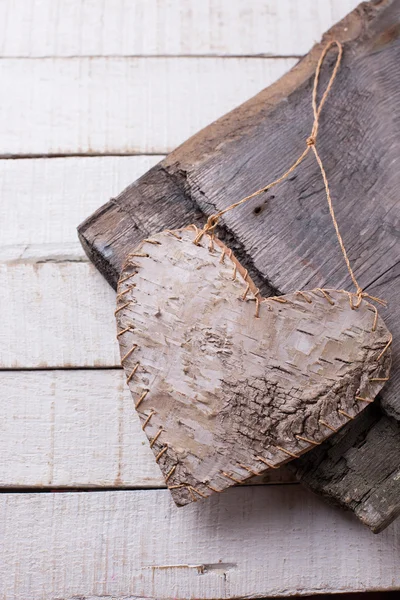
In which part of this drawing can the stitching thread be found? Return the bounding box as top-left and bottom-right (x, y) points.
(275, 446), (300, 459)
(155, 445), (168, 462)
(338, 409), (354, 420)
(319, 419), (338, 433)
(165, 465), (177, 482)
(135, 389), (149, 409)
(121, 344), (137, 364)
(127, 363), (139, 384)
(149, 428), (163, 448)
(117, 325), (134, 337)
(142, 410), (156, 430)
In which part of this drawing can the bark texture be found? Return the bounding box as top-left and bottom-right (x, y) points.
(78, 0), (400, 528)
(116, 229), (391, 507)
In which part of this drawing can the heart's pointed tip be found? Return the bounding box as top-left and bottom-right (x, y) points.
(168, 483), (215, 508)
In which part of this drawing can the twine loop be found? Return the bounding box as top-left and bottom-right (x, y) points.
(191, 40), (382, 304)
(193, 41), (344, 249)
(194, 214), (219, 245)
(357, 290), (387, 307)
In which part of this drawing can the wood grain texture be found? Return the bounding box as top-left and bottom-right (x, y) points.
(78, 0), (400, 531)
(0, 262), (119, 368)
(0, 369), (159, 488)
(0, 487), (399, 599)
(0, 57), (294, 156)
(116, 229), (391, 506)
(0, 0), (359, 57)
(0, 156), (161, 262)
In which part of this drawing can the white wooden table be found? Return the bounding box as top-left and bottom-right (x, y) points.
(1, 1), (400, 598)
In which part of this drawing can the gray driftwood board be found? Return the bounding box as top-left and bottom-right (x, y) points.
(79, 0), (400, 532)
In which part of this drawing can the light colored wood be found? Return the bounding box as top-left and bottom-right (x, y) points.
(0, 262), (119, 368)
(0, 0), (359, 57)
(0, 57), (295, 156)
(0, 369), (160, 487)
(0, 369), (294, 489)
(0, 486), (399, 599)
(0, 156), (161, 262)
(117, 229), (391, 505)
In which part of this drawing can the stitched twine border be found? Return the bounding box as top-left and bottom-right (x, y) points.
(115, 230), (392, 500)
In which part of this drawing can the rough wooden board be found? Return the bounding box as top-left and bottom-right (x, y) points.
(0, 57), (294, 156)
(1, 487), (400, 600)
(0, 156), (161, 262)
(116, 229), (391, 506)
(0, 369), (294, 489)
(78, 0), (400, 530)
(0, 0), (359, 58)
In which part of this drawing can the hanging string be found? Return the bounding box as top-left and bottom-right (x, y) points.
(193, 41), (372, 302)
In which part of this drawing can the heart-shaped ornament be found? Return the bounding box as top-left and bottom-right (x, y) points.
(115, 227), (391, 506)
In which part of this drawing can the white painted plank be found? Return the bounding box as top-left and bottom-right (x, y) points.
(0, 156), (162, 262)
(0, 262), (119, 368)
(0, 369), (294, 488)
(0, 57), (295, 155)
(0, 0), (359, 57)
(0, 369), (161, 487)
(0, 487), (399, 599)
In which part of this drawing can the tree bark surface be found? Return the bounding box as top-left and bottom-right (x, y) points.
(78, 0), (400, 530)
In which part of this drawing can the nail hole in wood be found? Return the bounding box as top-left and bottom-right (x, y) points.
(253, 195), (274, 216)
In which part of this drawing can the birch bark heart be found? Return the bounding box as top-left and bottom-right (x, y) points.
(115, 228), (391, 507)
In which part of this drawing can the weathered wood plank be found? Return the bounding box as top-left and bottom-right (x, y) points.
(78, 0), (400, 532)
(0, 262), (119, 368)
(0, 0), (359, 57)
(0, 369), (160, 487)
(0, 369), (294, 488)
(0, 57), (294, 156)
(0, 487), (399, 599)
(0, 156), (161, 262)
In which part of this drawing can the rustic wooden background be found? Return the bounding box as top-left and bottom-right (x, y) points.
(1, 0), (399, 598)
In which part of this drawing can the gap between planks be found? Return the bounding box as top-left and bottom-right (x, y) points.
(0, 366), (122, 372)
(0, 152), (166, 159)
(0, 482), (298, 493)
(0, 54), (304, 60)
